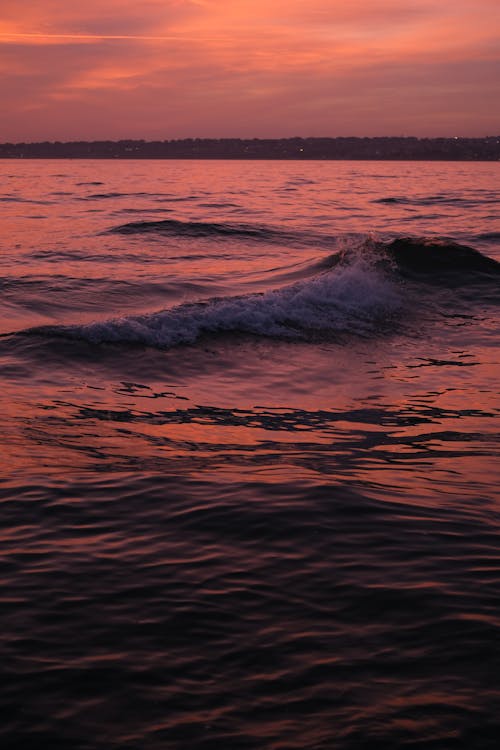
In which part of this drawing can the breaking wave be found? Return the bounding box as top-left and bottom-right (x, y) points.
(22, 247), (402, 348)
(15, 237), (499, 351)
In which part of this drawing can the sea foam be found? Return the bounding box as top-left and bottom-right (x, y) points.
(35, 250), (402, 348)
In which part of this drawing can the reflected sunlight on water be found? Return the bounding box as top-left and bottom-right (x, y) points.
(0, 160), (499, 749)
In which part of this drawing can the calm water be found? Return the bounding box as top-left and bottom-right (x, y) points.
(1, 160), (499, 749)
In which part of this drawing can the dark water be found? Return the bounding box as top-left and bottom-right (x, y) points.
(1, 160), (499, 749)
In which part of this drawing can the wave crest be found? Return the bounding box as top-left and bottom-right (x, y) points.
(109, 218), (279, 241)
(385, 237), (500, 275)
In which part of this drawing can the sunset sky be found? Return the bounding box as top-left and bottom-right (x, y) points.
(1, 0), (499, 141)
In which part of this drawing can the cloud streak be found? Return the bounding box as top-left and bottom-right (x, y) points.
(1, 32), (195, 42)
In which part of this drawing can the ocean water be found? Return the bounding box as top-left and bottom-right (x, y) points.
(1, 159), (499, 749)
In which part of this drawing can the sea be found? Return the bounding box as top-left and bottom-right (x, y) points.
(1, 159), (499, 749)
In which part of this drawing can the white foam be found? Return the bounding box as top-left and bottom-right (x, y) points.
(57, 251), (403, 348)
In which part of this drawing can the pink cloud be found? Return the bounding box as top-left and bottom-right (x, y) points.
(0, 0), (498, 139)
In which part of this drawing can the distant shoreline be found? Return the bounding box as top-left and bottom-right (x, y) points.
(1, 137), (499, 161)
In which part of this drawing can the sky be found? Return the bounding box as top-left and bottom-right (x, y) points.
(1, 0), (499, 141)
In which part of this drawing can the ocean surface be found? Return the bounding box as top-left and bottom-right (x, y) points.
(1, 159), (499, 749)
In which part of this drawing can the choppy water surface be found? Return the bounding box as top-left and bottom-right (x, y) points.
(1, 160), (499, 749)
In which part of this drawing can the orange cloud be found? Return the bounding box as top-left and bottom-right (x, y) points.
(1, 1), (498, 139)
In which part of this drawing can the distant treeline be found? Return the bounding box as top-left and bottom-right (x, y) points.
(1, 137), (499, 160)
